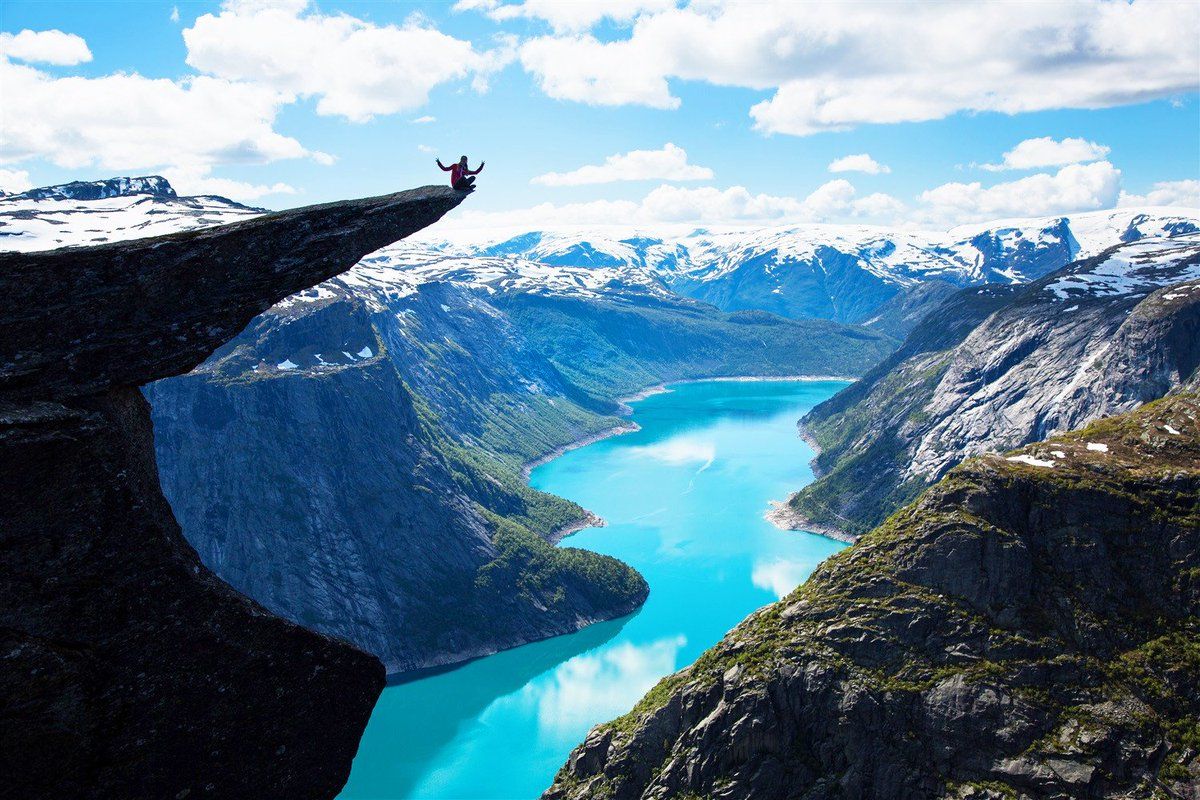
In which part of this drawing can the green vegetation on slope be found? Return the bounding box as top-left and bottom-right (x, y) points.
(506, 295), (897, 403)
(546, 395), (1200, 800)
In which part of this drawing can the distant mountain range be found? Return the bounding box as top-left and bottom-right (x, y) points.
(5, 175), (1196, 333)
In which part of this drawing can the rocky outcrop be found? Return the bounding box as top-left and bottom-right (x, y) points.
(545, 394), (1200, 800)
(783, 235), (1200, 538)
(0, 186), (466, 799)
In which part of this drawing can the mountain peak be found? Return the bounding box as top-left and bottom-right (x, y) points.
(10, 176), (177, 202)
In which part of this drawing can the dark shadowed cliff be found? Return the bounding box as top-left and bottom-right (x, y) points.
(0, 186), (465, 800)
(545, 394), (1200, 799)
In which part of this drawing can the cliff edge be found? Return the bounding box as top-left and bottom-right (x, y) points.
(0, 186), (466, 799)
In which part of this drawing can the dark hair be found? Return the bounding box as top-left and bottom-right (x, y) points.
(459, 155), (468, 162)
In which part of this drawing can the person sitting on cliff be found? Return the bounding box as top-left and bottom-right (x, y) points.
(437, 155), (484, 191)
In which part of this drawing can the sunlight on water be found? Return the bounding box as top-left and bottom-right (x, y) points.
(339, 380), (849, 800)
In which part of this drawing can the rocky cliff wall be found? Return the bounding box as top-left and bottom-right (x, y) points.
(0, 186), (465, 799)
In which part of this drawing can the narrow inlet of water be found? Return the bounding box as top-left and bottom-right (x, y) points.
(340, 379), (849, 799)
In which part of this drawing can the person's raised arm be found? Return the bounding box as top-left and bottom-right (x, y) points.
(436, 159), (452, 171)
(469, 160), (485, 175)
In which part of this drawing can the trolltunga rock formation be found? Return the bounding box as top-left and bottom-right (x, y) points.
(0, 186), (466, 799)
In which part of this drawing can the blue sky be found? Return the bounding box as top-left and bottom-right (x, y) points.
(2, 0), (1198, 229)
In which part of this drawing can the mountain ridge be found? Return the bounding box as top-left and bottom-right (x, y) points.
(781, 233), (1200, 539)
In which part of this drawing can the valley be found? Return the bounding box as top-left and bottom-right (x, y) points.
(3, 177), (1198, 799)
(339, 379), (848, 799)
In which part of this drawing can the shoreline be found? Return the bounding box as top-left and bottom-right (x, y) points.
(521, 421), (641, 480)
(764, 501), (859, 545)
(547, 511), (606, 545)
(529, 373), (859, 544)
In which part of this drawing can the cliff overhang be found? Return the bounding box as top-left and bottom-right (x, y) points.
(0, 185), (466, 799)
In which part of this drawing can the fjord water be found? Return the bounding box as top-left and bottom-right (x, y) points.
(340, 380), (848, 799)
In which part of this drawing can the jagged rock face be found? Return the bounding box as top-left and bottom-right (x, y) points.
(545, 396), (1200, 800)
(0, 186), (464, 400)
(0, 186), (466, 799)
(785, 235), (1200, 538)
(145, 297), (649, 673)
(144, 268), (891, 674)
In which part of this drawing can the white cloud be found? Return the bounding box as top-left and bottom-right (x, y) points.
(443, 180), (904, 230)
(980, 136), (1111, 171)
(0, 57), (325, 174)
(917, 161), (1122, 225)
(455, 0), (675, 32)
(520, 34), (678, 108)
(854, 192), (907, 218)
(0, 168), (33, 194)
(161, 166), (296, 201)
(412, 115), (437, 124)
(183, 1), (515, 122)
(532, 143), (713, 186)
(0, 29), (92, 65)
(515, 1), (1200, 135)
(1117, 179), (1200, 208)
(417, 144), (437, 154)
(828, 153), (890, 175)
(171, 6), (181, 23)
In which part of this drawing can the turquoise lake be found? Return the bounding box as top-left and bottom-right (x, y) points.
(339, 379), (849, 800)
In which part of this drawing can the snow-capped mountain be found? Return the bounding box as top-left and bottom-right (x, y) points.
(411, 209), (1200, 323)
(4, 176), (1197, 328)
(0, 177), (261, 252)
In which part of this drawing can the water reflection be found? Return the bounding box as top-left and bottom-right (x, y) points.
(752, 557), (810, 599)
(529, 635), (687, 737)
(342, 615), (633, 799)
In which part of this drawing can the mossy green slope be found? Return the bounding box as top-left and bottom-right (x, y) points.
(545, 395), (1200, 800)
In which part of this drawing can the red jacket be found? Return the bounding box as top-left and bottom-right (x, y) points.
(440, 161), (481, 185)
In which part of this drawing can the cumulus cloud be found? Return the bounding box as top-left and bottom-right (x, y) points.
(0, 57), (324, 173)
(980, 136), (1111, 171)
(0, 29), (92, 65)
(917, 161), (1123, 225)
(1117, 179), (1200, 208)
(455, 0), (675, 32)
(532, 143), (713, 186)
(514, 1), (1199, 135)
(183, 0), (515, 122)
(0, 168), (33, 194)
(442, 180), (904, 230)
(161, 166), (296, 201)
(828, 153), (890, 175)
(520, 34), (678, 108)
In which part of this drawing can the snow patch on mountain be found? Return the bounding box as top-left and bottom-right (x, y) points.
(1045, 235), (1200, 300)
